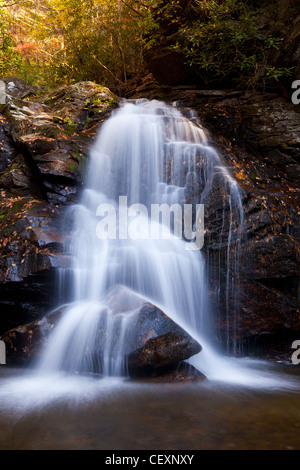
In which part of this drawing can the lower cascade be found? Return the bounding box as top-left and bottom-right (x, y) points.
(37, 99), (245, 379)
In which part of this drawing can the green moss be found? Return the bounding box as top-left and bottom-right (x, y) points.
(38, 125), (60, 139)
(68, 146), (88, 175)
(63, 116), (78, 134)
(67, 161), (78, 171)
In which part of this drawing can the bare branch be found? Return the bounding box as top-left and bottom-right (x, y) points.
(120, 0), (143, 17)
(91, 53), (124, 84)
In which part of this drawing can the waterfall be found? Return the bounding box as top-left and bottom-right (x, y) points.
(37, 99), (244, 378)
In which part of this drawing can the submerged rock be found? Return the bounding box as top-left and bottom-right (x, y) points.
(133, 362), (207, 383)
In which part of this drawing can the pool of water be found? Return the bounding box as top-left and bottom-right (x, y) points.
(0, 360), (299, 450)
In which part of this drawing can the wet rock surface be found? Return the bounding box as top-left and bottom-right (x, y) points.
(196, 92), (300, 352)
(0, 79), (117, 334)
(189, 91), (300, 353)
(0, 307), (64, 367)
(132, 362), (207, 383)
(91, 287), (203, 379)
(124, 303), (201, 377)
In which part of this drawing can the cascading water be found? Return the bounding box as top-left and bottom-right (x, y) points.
(37, 99), (245, 379)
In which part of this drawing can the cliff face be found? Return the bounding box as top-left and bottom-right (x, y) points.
(197, 91), (300, 355)
(0, 78), (118, 335)
(0, 76), (299, 360)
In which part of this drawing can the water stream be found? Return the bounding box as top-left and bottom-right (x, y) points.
(36, 99), (246, 379)
(1, 100), (299, 449)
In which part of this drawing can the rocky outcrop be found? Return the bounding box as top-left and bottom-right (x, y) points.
(1, 79), (118, 205)
(184, 90), (300, 354)
(0, 78), (118, 334)
(85, 287), (203, 379)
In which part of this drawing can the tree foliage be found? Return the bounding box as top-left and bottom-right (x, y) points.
(0, 7), (21, 77)
(0, 0), (297, 90)
(0, 0), (156, 89)
(148, 0), (296, 88)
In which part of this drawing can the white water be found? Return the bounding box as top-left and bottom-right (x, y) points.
(0, 98), (298, 423)
(30, 99), (288, 389)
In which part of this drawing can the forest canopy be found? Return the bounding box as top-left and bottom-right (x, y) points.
(0, 0), (298, 91)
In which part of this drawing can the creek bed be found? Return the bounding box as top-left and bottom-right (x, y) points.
(0, 362), (299, 450)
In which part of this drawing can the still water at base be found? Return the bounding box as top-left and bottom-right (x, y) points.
(0, 362), (299, 450)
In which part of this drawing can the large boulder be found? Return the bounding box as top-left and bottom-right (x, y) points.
(125, 303), (201, 376)
(0, 287), (203, 380)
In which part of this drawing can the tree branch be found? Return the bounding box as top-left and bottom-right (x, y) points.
(120, 0), (143, 17)
(91, 53), (124, 84)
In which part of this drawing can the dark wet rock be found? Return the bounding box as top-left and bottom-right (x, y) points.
(0, 192), (71, 333)
(0, 154), (34, 194)
(239, 280), (300, 337)
(0, 116), (18, 171)
(0, 307), (64, 366)
(2, 80), (118, 205)
(18, 134), (58, 156)
(90, 286), (202, 377)
(133, 362), (207, 383)
(0, 195), (68, 284)
(193, 93), (300, 353)
(125, 303), (201, 376)
(2, 77), (39, 100)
